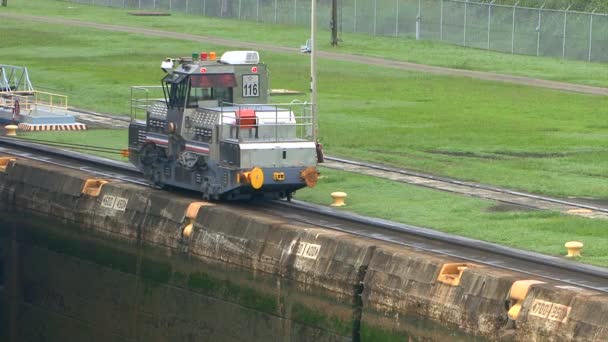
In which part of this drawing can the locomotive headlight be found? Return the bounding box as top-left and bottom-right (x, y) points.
(161, 58), (174, 73)
(166, 122), (176, 134)
(273, 172), (285, 181)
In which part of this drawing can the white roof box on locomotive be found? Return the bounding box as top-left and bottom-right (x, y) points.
(220, 51), (260, 65)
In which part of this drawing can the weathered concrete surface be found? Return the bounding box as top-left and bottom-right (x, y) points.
(1, 157), (608, 341)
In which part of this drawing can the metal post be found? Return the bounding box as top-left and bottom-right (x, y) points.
(186, 0), (188, 12)
(463, 0), (468, 46)
(331, 0), (339, 45)
(440, 0), (443, 41)
(354, 0), (357, 32)
(311, 0), (318, 140)
(511, 1), (519, 54)
(536, 3), (545, 56)
(153, 0), (155, 9)
(294, 0), (297, 24)
(138, 0), (141, 9)
(203, 0), (206, 16)
(274, 0), (277, 23)
(562, 4), (572, 58)
(395, 0), (399, 37)
(415, 0), (421, 40)
(373, 0), (377, 35)
(256, 0), (259, 22)
(589, 9), (597, 62)
(238, 0), (241, 20)
(169, 0), (172, 11)
(488, 0), (496, 50)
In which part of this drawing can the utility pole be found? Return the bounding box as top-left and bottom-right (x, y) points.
(330, 0), (339, 46)
(310, 0), (324, 162)
(311, 0), (317, 139)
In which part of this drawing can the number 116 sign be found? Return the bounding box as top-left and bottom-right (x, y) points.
(242, 75), (259, 97)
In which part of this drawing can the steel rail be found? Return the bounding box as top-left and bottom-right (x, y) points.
(261, 200), (608, 292)
(0, 136), (146, 185)
(1, 137), (607, 292)
(325, 156), (608, 214)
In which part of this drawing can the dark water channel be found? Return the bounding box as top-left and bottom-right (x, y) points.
(0, 211), (484, 341)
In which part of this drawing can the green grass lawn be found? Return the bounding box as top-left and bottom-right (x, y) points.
(2, 2), (608, 265)
(1, 16), (607, 200)
(1, 0), (607, 87)
(296, 168), (608, 267)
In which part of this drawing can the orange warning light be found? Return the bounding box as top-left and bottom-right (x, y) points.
(120, 149), (130, 158)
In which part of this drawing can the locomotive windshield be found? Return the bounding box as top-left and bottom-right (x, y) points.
(188, 74), (236, 107)
(162, 73), (236, 108)
(162, 73), (188, 109)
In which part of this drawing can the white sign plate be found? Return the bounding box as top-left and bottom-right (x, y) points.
(242, 75), (259, 97)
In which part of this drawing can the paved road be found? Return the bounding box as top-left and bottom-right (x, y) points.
(2, 13), (607, 96)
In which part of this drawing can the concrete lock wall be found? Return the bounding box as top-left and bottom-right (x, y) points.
(0, 157), (607, 341)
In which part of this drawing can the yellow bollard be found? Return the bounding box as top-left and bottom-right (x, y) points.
(4, 125), (18, 136)
(182, 223), (193, 238)
(507, 280), (545, 320)
(330, 192), (347, 207)
(565, 241), (583, 257)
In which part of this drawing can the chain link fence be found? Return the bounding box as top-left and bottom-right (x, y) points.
(69, 0), (607, 63)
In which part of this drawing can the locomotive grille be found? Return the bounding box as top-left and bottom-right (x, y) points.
(148, 118), (166, 133)
(191, 110), (218, 142)
(137, 129), (146, 144)
(194, 127), (213, 142)
(149, 102), (168, 120)
(192, 110), (218, 128)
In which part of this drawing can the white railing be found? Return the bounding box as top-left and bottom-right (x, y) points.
(217, 101), (314, 143)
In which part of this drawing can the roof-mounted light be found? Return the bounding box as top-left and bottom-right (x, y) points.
(161, 58), (174, 73)
(219, 51), (260, 65)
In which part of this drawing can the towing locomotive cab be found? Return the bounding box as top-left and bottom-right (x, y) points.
(128, 51), (320, 200)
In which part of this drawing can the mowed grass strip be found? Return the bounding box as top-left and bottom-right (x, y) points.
(2, 0), (607, 87)
(2, 18), (607, 199)
(296, 168), (608, 267)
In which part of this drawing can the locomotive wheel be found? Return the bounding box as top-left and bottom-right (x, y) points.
(140, 143), (162, 166)
(139, 143), (167, 188)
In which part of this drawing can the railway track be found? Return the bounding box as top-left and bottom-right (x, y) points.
(1, 136), (607, 292)
(323, 156), (608, 220)
(61, 109), (608, 219)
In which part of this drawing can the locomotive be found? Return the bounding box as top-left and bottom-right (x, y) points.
(128, 51), (320, 200)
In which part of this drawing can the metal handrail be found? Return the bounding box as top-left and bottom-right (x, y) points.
(130, 86), (164, 121)
(0, 90), (68, 114)
(218, 101), (314, 143)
